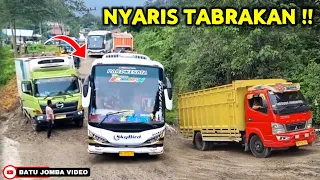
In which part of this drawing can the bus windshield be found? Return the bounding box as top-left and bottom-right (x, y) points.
(91, 65), (164, 124)
(87, 35), (104, 49)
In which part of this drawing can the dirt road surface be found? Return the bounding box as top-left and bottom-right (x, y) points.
(1, 57), (320, 180)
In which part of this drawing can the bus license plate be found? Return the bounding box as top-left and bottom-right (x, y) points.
(296, 140), (308, 146)
(119, 151), (134, 156)
(55, 114), (66, 119)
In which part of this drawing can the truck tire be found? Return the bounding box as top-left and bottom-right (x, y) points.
(74, 118), (84, 128)
(288, 146), (299, 152)
(34, 124), (42, 132)
(249, 135), (271, 158)
(193, 132), (210, 151)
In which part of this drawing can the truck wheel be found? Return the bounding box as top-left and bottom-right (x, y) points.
(75, 118), (84, 128)
(34, 124), (42, 132)
(288, 146), (299, 152)
(249, 135), (271, 158)
(193, 132), (210, 151)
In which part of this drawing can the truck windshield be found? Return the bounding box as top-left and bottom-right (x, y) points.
(91, 65), (164, 124)
(87, 35), (104, 49)
(268, 91), (310, 115)
(34, 77), (80, 97)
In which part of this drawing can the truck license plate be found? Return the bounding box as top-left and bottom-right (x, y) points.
(55, 114), (66, 119)
(296, 140), (308, 146)
(119, 151), (134, 156)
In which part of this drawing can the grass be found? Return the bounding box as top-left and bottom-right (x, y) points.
(0, 46), (15, 86)
(166, 110), (177, 125)
(27, 44), (59, 54)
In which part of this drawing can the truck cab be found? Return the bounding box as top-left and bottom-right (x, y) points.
(244, 82), (315, 157)
(15, 56), (84, 131)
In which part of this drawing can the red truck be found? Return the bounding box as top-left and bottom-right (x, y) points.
(112, 32), (134, 53)
(178, 79), (316, 158)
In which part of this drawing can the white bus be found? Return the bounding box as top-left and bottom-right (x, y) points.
(82, 53), (173, 156)
(87, 31), (112, 56)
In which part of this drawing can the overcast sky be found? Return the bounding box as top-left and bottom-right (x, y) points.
(84, 0), (146, 16)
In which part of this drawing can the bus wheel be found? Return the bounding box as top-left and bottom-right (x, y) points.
(249, 135), (271, 158)
(193, 132), (210, 151)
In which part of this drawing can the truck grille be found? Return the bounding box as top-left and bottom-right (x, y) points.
(285, 122), (306, 132)
(40, 101), (78, 114)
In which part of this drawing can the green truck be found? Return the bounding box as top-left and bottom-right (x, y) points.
(15, 56), (84, 131)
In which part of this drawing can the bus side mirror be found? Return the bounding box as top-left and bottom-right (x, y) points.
(82, 76), (91, 108)
(164, 77), (173, 110)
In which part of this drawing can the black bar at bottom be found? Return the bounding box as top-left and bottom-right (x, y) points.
(16, 168), (90, 177)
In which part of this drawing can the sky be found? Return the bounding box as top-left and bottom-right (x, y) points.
(84, 0), (146, 16)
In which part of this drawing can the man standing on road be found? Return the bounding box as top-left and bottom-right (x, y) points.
(46, 100), (55, 138)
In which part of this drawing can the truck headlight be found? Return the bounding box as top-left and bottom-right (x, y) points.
(271, 122), (286, 134)
(36, 115), (45, 120)
(305, 118), (312, 129)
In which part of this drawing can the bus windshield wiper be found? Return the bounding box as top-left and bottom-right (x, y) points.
(99, 110), (132, 125)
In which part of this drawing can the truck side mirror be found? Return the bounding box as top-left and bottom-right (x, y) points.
(164, 77), (173, 110)
(22, 81), (32, 95)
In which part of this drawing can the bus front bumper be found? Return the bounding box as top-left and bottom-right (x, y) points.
(88, 50), (105, 56)
(88, 145), (164, 155)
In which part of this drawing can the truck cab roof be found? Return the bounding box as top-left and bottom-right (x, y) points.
(15, 56), (76, 79)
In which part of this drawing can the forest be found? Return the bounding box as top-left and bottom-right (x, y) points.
(128, 0), (320, 124)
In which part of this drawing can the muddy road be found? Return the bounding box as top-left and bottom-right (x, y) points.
(1, 57), (320, 180)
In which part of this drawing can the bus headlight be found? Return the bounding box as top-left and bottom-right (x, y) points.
(305, 118), (312, 129)
(145, 130), (165, 143)
(88, 130), (109, 143)
(271, 123), (286, 134)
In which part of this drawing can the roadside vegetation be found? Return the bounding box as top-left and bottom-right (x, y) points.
(128, 0), (320, 125)
(0, 0), (89, 111)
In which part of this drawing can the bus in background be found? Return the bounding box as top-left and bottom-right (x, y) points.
(87, 31), (112, 57)
(82, 53), (173, 156)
